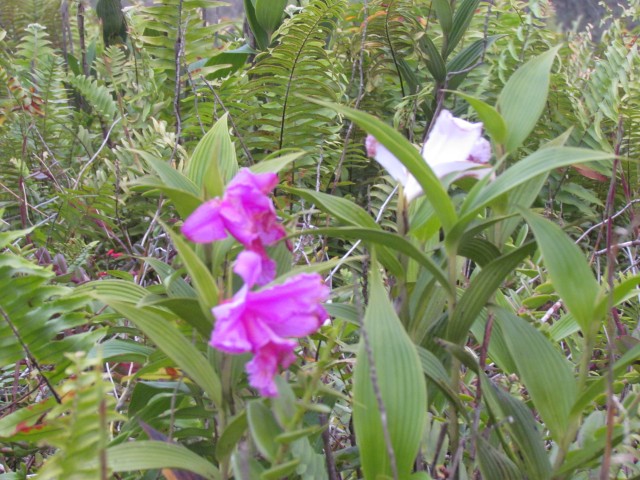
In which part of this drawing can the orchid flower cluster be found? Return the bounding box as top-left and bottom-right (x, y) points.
(182, 168), (329, 397)
(366, 109), (493, 201)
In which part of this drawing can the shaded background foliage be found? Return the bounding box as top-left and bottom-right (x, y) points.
(0, 0), (640, 479)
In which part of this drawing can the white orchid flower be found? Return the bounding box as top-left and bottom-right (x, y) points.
(366, 110), (492, 202)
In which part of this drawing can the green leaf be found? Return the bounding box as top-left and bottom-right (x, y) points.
(247, 400), (282, 462)
(571, 342), (640, 415)
(458, 147), (614, 227)
(446, 0), (480, 55)
(255, 0), (287, 34)
(496, 47), (560, 152)
(432, 0), (453, 35)
(476, 437), (521, 480)
(493, 308), (577, 443)
(447, 242), (535, 344)
(133, 176), (203, 218)
(136, 151), (200, 196)
(449, 91), (507, 144)
(243, 0), (269, 50)
(261, 459), (301, 480)
(285, 187), (378, 228)
(446, 36), (502, 90)
(301, 98), (457, 231)
(107, 301), (222, 407)
(520, 210), (600, 330)
(216, 411), (248, 462)
(107, 441), (220, 479)
(76, 279), (150, 304)
(482, 381), (552, 480)
(293, 227), (452, 295)
(250, 151), (305, 174)
(353, 262), (427, 479)
(187, 114), (238, 198)
(420, 35), (446, 82)
(163, 222), (219, 315)
(416, 346), (467, 416)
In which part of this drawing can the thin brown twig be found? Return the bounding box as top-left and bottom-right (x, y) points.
(600, 115), (625, 480)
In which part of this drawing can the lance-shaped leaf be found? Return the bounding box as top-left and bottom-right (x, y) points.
(520, 210), (600, 331)
(353, 263), (427, 479)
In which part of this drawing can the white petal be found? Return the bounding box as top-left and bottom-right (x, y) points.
(422, 110), (484, 167)
(366, 135), (409, 185)
(468, 137), (491, 164)
(403, 174), (423, 202)
(434, 161), (493, 183)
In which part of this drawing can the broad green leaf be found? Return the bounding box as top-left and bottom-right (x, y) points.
(476, 437), (521, 480)
(446, 36), (502, 90)
(493, 308), (577, 443)
(432, 0), (453, 35)
(255, 0), (287, 34)
(187, 114), (238, 198)
(247, 400), (282, 462)
(243, 0), (269, 49)
(216, 411), (248, 462)
(293, 227), (452, 294)
(135, 151), (200, 196)
(107, 301), (222, 407)
(0, 227), (34, 248)
(285, 187), (378, 228)
(457, 237), (501, 267)
(497, 47), (560, 152)
(420, 35), (446, 82)
(107, 441), (220, 479)
(416, 346), (467, 416)
(555, 427), (624, 476)
(163, 222), (219, 315)
(76, 279), (150, 304)
(250, 151), (305, 174)
(447, 242), (535, 344)
(261, 459), (301, 480)
(482, 380), (552, 480)
(458, 147), (614, 229)
(301, 98), (457, 231)
(133, 176), (203, 218)
(285, 188), (405, 278)
(449, 91), (507, 144)
(353, 263), (427, 479)
(571, 342), (640, 415)
(520, 210), (600, 330)
(446, 0), (480, 55)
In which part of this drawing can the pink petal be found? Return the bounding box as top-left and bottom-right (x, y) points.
(234, 249), (276, 287)
(231, 168), (279, 195)
(366, 135), (409, 185)
(249, 274), (329, 338)
(181, 199), (227, 243)
(219, 183), (285, 249)
(245, 339), (297, 397)
(210, 291), (253, 354)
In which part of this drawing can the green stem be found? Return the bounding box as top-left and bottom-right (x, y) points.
(273, 335), (336, 465)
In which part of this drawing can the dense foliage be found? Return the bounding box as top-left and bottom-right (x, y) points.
(1, 0), (640, 479)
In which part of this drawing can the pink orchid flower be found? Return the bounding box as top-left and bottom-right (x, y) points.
(366, 110), (492, 201)
(181, 168), (286, 284)
(211, 250), (330, 397)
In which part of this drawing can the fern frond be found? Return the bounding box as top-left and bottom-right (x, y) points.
(238, 0), (346, 168)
